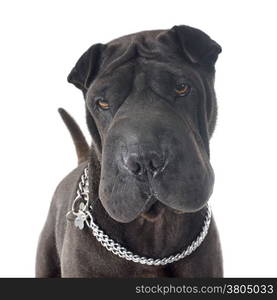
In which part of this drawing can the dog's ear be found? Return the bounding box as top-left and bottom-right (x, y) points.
(67, 43), (106, 94)
(68, 43), (105, 158)
(159, 25), (222, 68)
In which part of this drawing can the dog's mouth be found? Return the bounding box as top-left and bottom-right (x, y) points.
(140, 200), (165, 222)
(140, 195), (184, 222)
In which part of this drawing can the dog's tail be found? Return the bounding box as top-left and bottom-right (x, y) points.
(58, 108), (89, 165)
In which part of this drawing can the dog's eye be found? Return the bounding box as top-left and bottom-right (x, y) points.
(175, 83), (191, 97)
(96, 97), (110, 110)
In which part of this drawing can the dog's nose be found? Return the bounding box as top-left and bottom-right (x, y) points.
(124, 152), (165, 176)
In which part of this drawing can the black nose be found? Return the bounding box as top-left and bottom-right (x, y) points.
(124, 152), (165, 176)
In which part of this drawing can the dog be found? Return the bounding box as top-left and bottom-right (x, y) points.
(36, 25), (223, 277)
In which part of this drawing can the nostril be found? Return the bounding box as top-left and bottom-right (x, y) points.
(126, 158), (143, 175)
(132, 162), (142, 175)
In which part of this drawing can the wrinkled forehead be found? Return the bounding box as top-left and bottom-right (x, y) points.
(106, 30), (164, 57)
(99, 30), (181, 74)
(97, 36), (204, 87)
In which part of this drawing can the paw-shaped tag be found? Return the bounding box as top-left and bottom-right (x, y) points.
(74, 211), (87, 230)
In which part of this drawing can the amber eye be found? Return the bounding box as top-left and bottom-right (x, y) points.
(96, 97), (110, 110)
(175, 83), (191, 97)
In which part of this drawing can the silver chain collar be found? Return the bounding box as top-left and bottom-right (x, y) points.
(66, 165), (212, 266)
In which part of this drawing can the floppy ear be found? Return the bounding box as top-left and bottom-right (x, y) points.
(67, 43), (106, 158)
(159, 25), (221, 69)
(67, 43), (105, 94)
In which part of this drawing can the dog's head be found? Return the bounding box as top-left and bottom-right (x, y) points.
(68, 25), (221, 223)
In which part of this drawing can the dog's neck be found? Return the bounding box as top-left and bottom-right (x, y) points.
(92, 198), (207, 258)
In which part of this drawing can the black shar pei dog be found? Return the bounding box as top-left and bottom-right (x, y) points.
(36, 25), (223, 277)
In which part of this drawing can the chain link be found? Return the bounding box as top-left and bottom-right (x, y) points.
(67, 165), (212, 266)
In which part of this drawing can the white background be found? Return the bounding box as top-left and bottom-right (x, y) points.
(0, 0), (276, 277)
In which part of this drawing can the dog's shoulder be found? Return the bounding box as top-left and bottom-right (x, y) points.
(45, 162), (88, 254)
